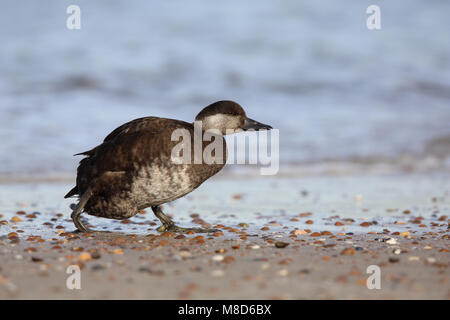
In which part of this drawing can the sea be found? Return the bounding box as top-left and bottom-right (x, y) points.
(0, 0), (449, 180)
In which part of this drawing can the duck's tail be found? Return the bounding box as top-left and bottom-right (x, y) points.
(64, 186), (78, 198)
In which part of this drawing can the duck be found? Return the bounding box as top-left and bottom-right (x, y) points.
(65, 100), (272, 233)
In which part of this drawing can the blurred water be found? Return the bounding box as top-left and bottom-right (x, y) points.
(0, 0), (450, 177)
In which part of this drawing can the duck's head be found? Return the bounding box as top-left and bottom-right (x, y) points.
(195, 100), (272, 135)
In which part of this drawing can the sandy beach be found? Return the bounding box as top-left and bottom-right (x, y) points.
(0, 173), (448, 299)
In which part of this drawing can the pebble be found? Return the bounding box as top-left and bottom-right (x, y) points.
(278, 269), (289, 276)
(179, 250), (192, 258)
(223, 256), (235, 264)
(78, 252), (92, 261)
(408, 256), (420, 261)
(341, 248), (356, 255)
(212, 255), (224, 262)
(279, 258), (292, 265)
(400, 231), (410, 237)
(386, 238), (398, 245)
(388, 257), (399, 263)
(212, 231), (224, 237)
(275, 241), (289, 248)
(161, 231), (175, 237)
(91, 252), (101, 259)
(299, 212), (312, 217)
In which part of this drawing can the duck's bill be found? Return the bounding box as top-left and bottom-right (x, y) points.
(241, 117), (272, 131)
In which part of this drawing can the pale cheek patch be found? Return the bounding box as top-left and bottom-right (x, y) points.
(202, 114), (241, 132)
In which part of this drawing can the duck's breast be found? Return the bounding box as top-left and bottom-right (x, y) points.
(130, 159), (196, 208)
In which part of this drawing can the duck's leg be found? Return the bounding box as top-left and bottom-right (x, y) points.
(151, 205), (175, 232)
(151, 205), (217, 233)
(71, 188), (93, 233)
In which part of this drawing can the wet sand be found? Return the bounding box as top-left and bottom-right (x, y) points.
(0, 174), (449, 299)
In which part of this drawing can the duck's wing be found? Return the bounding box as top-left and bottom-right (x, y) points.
(74, 117), (191, 156)
(103, 116), (162, 142)
(66, 120), (194, 198)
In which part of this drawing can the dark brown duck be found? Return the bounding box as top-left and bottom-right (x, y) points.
(65, 100), (272, 232)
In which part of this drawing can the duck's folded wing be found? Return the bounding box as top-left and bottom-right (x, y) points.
(103, 116), (161, 142)
(74, 117), (190, 156)
(83, 121), (194, 171)
(72, 125), (194, 197)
